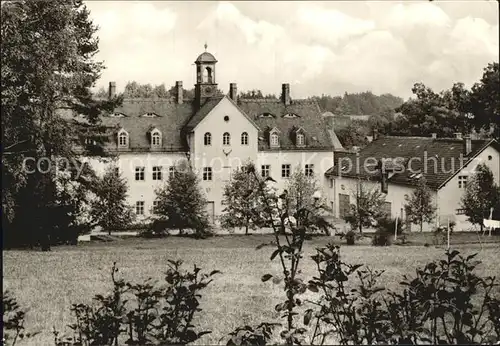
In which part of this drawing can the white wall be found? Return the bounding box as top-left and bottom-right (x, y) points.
(438, 145), (500, 230)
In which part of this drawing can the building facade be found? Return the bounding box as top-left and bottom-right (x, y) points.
(68, 49), (343, 224)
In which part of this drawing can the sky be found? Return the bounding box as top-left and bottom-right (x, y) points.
(85, 1), (499, 100)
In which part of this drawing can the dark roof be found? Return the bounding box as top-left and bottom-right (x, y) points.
(195, 52), (217, 63)
(237, 99), (334, 151)
(325, 136), (497, 189)
(60, 96), (340, 152)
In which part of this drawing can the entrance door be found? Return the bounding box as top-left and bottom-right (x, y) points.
(205, 201), (215, 224)
(339, 194), (350, 219)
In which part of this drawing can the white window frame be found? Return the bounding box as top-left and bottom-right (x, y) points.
(458, 175), (468, 189)
(270, 132), (279, 147)
(223, 132), (231, 146)
(135, 167), (145, 181)
(241, 132), (249, 145)
(261, 165), (270, 178)
(281, 164), (290, 178)
(305, 164), (314, 177)
(204, 132), (211, 146)
(203, 167), (213, 181)
(118, 130), (129, 148)
(152, 166), (163, 181)
(136, 201), (145, 215)
(151, 130), (161, 147)
(296, 132), (305, 146)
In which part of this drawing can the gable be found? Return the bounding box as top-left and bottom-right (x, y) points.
(185, 96), (260, 132)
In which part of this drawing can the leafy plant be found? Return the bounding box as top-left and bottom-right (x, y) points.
(344, 180), (386, 234)
(54, 260), (220, 345)
(371, 229), (392, 246)
(2, 291), (38, 346)
(225, 322), (281, 346)
(344, 230), (356, 245)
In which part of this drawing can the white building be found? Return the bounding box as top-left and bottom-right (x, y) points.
(325, 133), (500, 231)
(65, 48), (343, 224)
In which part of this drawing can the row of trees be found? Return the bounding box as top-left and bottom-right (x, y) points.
(341, 163), (500, 234)
(334, 62), (499, 149)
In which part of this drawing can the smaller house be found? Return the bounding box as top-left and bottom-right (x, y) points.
(325, 133), (500, 232)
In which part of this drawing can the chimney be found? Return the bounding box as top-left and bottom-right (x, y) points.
(464, 135), (472, 156)
(431, 133), (437, 139)
(229, 83), (237, 101)
(108, 81), (116, 99)
(281, 83), (291, 105)
(176, 81), (183, 104)
(373, 128), (379, 141)
(454, 132), (462, 140)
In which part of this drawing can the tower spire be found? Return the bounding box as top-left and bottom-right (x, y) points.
(204, 42), (208, 51)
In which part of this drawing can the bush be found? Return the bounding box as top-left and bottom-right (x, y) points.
(138, 219), (170, 238)
(306, 246), (500, 345)
(376, 216), (403, 235)
(372, 229), (392, 246)
(345, 230), (356, 245)
(53, 261), (220, 345)
(2, 291), (38, 345)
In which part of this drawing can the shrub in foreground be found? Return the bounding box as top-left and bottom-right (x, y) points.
(53, 261), (220, 346)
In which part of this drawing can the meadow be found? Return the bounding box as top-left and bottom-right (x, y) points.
(3, 234), (500, 345)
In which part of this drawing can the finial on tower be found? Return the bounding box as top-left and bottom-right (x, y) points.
(204, 42), (208, 51)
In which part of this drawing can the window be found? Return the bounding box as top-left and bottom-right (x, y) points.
(152, 166), (162, 181)
(203, 167), (212, 181)
(458, 175), (468, 188)
(168, 166), (175, 179)
(296, 133), (305, 146)
(151, 131), (161, 147)
(270, 133), (279, 146)
(329, 179), (334, 188)
(118, 131), (128, 147)
(113, 167), (120, 176)
(305, 164), (314, 177)
(261, 165), (270, 178)
(204, 132), (211, 146)
(223, 132), (230, 145)
(241, 132), (248, 145)
(224, 115), (230, 122)
(136, 201), (145, 215)
(152, 200), (160, 214)
(281, 164), (290, 178)
(135, 167), (145, 181)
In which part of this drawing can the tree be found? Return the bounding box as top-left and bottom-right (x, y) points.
(460, 163), (500, 232)
(469, 62), (499, 140)
(344, 180), (386, 234)
(220, 163), (267, 235)
(336, 121), (369, 149)
(239, 89), (276, 99)
(1, 0), (122, 249)
(404, 177), (436, 232)
(155, 161), (211, 237)
(91, 166), (134, 234)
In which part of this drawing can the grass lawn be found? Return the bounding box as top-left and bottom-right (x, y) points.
(3, 234), (500, 345)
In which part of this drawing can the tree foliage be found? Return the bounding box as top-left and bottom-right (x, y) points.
(404, 177), (436, 232)
(335, 120), (370, 149)
(155, 161), (212, 237)
(344, 180), (387, 233)
(1, 0), (121, 249)
(313, 91), (404, 116)
(91, 165), (134, 234)
(239, 89), (277, 99)
(220, 163), (268, 234)
(460, 163), (500, 231)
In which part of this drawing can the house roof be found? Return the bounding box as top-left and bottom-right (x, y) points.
(325, 136), (498, 189)
(60, 95), (341, 152)
(237, 99), (335, 151)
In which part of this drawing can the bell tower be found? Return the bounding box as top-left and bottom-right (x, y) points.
(194, 43), (218, 109)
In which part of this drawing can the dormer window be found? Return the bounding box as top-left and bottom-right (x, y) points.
(270, 132), (279, 147)
(284, 113), (299, 118)
(259, 112), (275, 118)
(118, 129), (129, 148)
(110, 112), (125, 117)
(296, 133), (305, 146)
(151, 130), (161, 148)
(142, 112), (158, 117)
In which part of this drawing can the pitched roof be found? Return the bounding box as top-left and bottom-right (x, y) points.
(325, 136), (497, 189)
(237, 99), (334, 151)
(183, 95), (260, 133)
